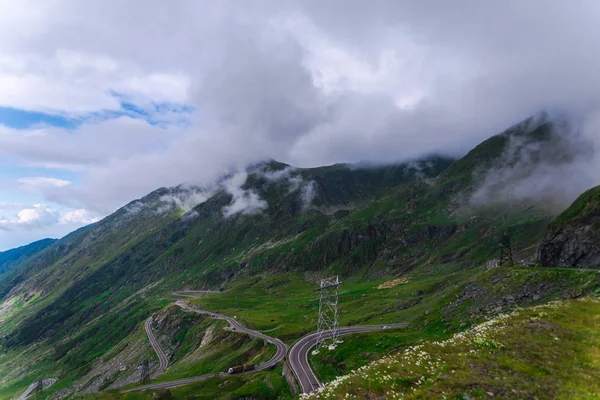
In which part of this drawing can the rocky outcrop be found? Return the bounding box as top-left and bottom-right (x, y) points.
(538, 186), (600, 268)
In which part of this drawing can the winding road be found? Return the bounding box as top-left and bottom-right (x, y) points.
(289, 324), (408, 394)
(133, 299), (406, 395)
(175, 300), (288, 371)
(144, 317), (169, 379)
(16, 378), (57, 400)
(126, 301), (287, 392)
(171, 290), (219, 298)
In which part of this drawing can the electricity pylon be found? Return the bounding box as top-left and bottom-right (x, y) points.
(140, 359), (150, 384)
(312, 276), (342, 355)
(35, 379), (44, 398)
(499, 234), (514, 266)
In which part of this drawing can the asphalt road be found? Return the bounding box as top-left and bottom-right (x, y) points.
(144, 317), (169, 379)
(176, 301), (288, 370)
(125, 301), (288, 392)
(131, 300), (406, 395)
(171, 290), (219, 298)
(288, 323), (408, 394)
(16, 378), (57, 400)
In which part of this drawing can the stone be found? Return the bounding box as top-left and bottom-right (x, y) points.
(538, 186), (600, 268)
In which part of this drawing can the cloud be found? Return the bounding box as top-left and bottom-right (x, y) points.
(0, 205), (100, 250)
(58, 209), (100, 225)
(0, 202), (23, 211)
(2, 0), (600, 228)
(300, 181), (317, 206)
(0, 117), (176, 173)
(0, 200), (103, 249)
(0, 204), (59, 228)
(256, 165), (317, 207)
(222, 172), (268, 217)
(0, 203), (99, 231)
(159, 186), (216, 214)
(0, 50), (190, 114)
(18, 177), (71, 192)
(470, 114), (600, 211)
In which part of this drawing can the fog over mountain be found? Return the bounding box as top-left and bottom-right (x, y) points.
(470, 114), (600, 211)
(1, 0), (600, 248)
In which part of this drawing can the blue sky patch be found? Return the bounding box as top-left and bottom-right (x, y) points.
(0, 93), (195, 130)
(0, 107), (78, 129)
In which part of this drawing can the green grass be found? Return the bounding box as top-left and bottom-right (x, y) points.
(87, 365), (292, 400)
(192, 264), (599, 347)
(303, 265), (600, 386)
(309, 328), (439, 383)
(304, 297), (600, 399)
(189, 268), (473, 343)
(153, 324), (277, 383)
(552, 185), (600, 227)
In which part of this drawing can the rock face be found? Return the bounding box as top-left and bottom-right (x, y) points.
(538, 186), (600, 268)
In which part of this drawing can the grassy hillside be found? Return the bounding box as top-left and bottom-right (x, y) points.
(307, 265), (600, 383)
(303, 297), (600, 399)
(88, 366), (293, 400)
(551, 185), (600, 226)
(0, 238), (55, 276)
(0, 238), (56, 296)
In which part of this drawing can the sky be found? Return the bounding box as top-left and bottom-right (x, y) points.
(1, 0), (600, 250)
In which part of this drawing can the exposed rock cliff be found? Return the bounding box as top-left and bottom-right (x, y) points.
(538, 185), (600, 267)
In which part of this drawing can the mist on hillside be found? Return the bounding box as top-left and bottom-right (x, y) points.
(470, 113), (600, 212)
(151, 165), (319, 218)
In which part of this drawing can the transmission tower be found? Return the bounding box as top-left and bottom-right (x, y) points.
(35, 379), (44, 398)
(499, 234), (514, 266)
(312, 276), (342, 355)
(139, 359), (151, 384)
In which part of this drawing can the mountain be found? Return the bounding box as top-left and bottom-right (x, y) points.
(0, 115), (598, 399)
(538, 185), (600, 267)
(0, 238), (56, 277)
(0, 238), (56, 299)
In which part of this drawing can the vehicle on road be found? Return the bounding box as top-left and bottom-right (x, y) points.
(228, 365), (243, 374)
(228, 364), (255, 374)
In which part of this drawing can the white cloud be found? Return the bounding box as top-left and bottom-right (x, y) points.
(0, 203), (99, 231)
(159, 186), (215, 214)
(0, 204), (59, 227)
(470, 114), (600, 210)
(222, 172), (268, 217)
(0, 117), (178, 174)
(18, 177), (71, 191)
(257, 165), (317, 207)
(59, 209), (100, 225)
(0, 50), (190, 114)
(0, 202), (23, 211)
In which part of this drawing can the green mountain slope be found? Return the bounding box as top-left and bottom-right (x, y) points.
(0, 238), (56, 299)
(0, 238), (55, 277)
(0, 115), (597, 399)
